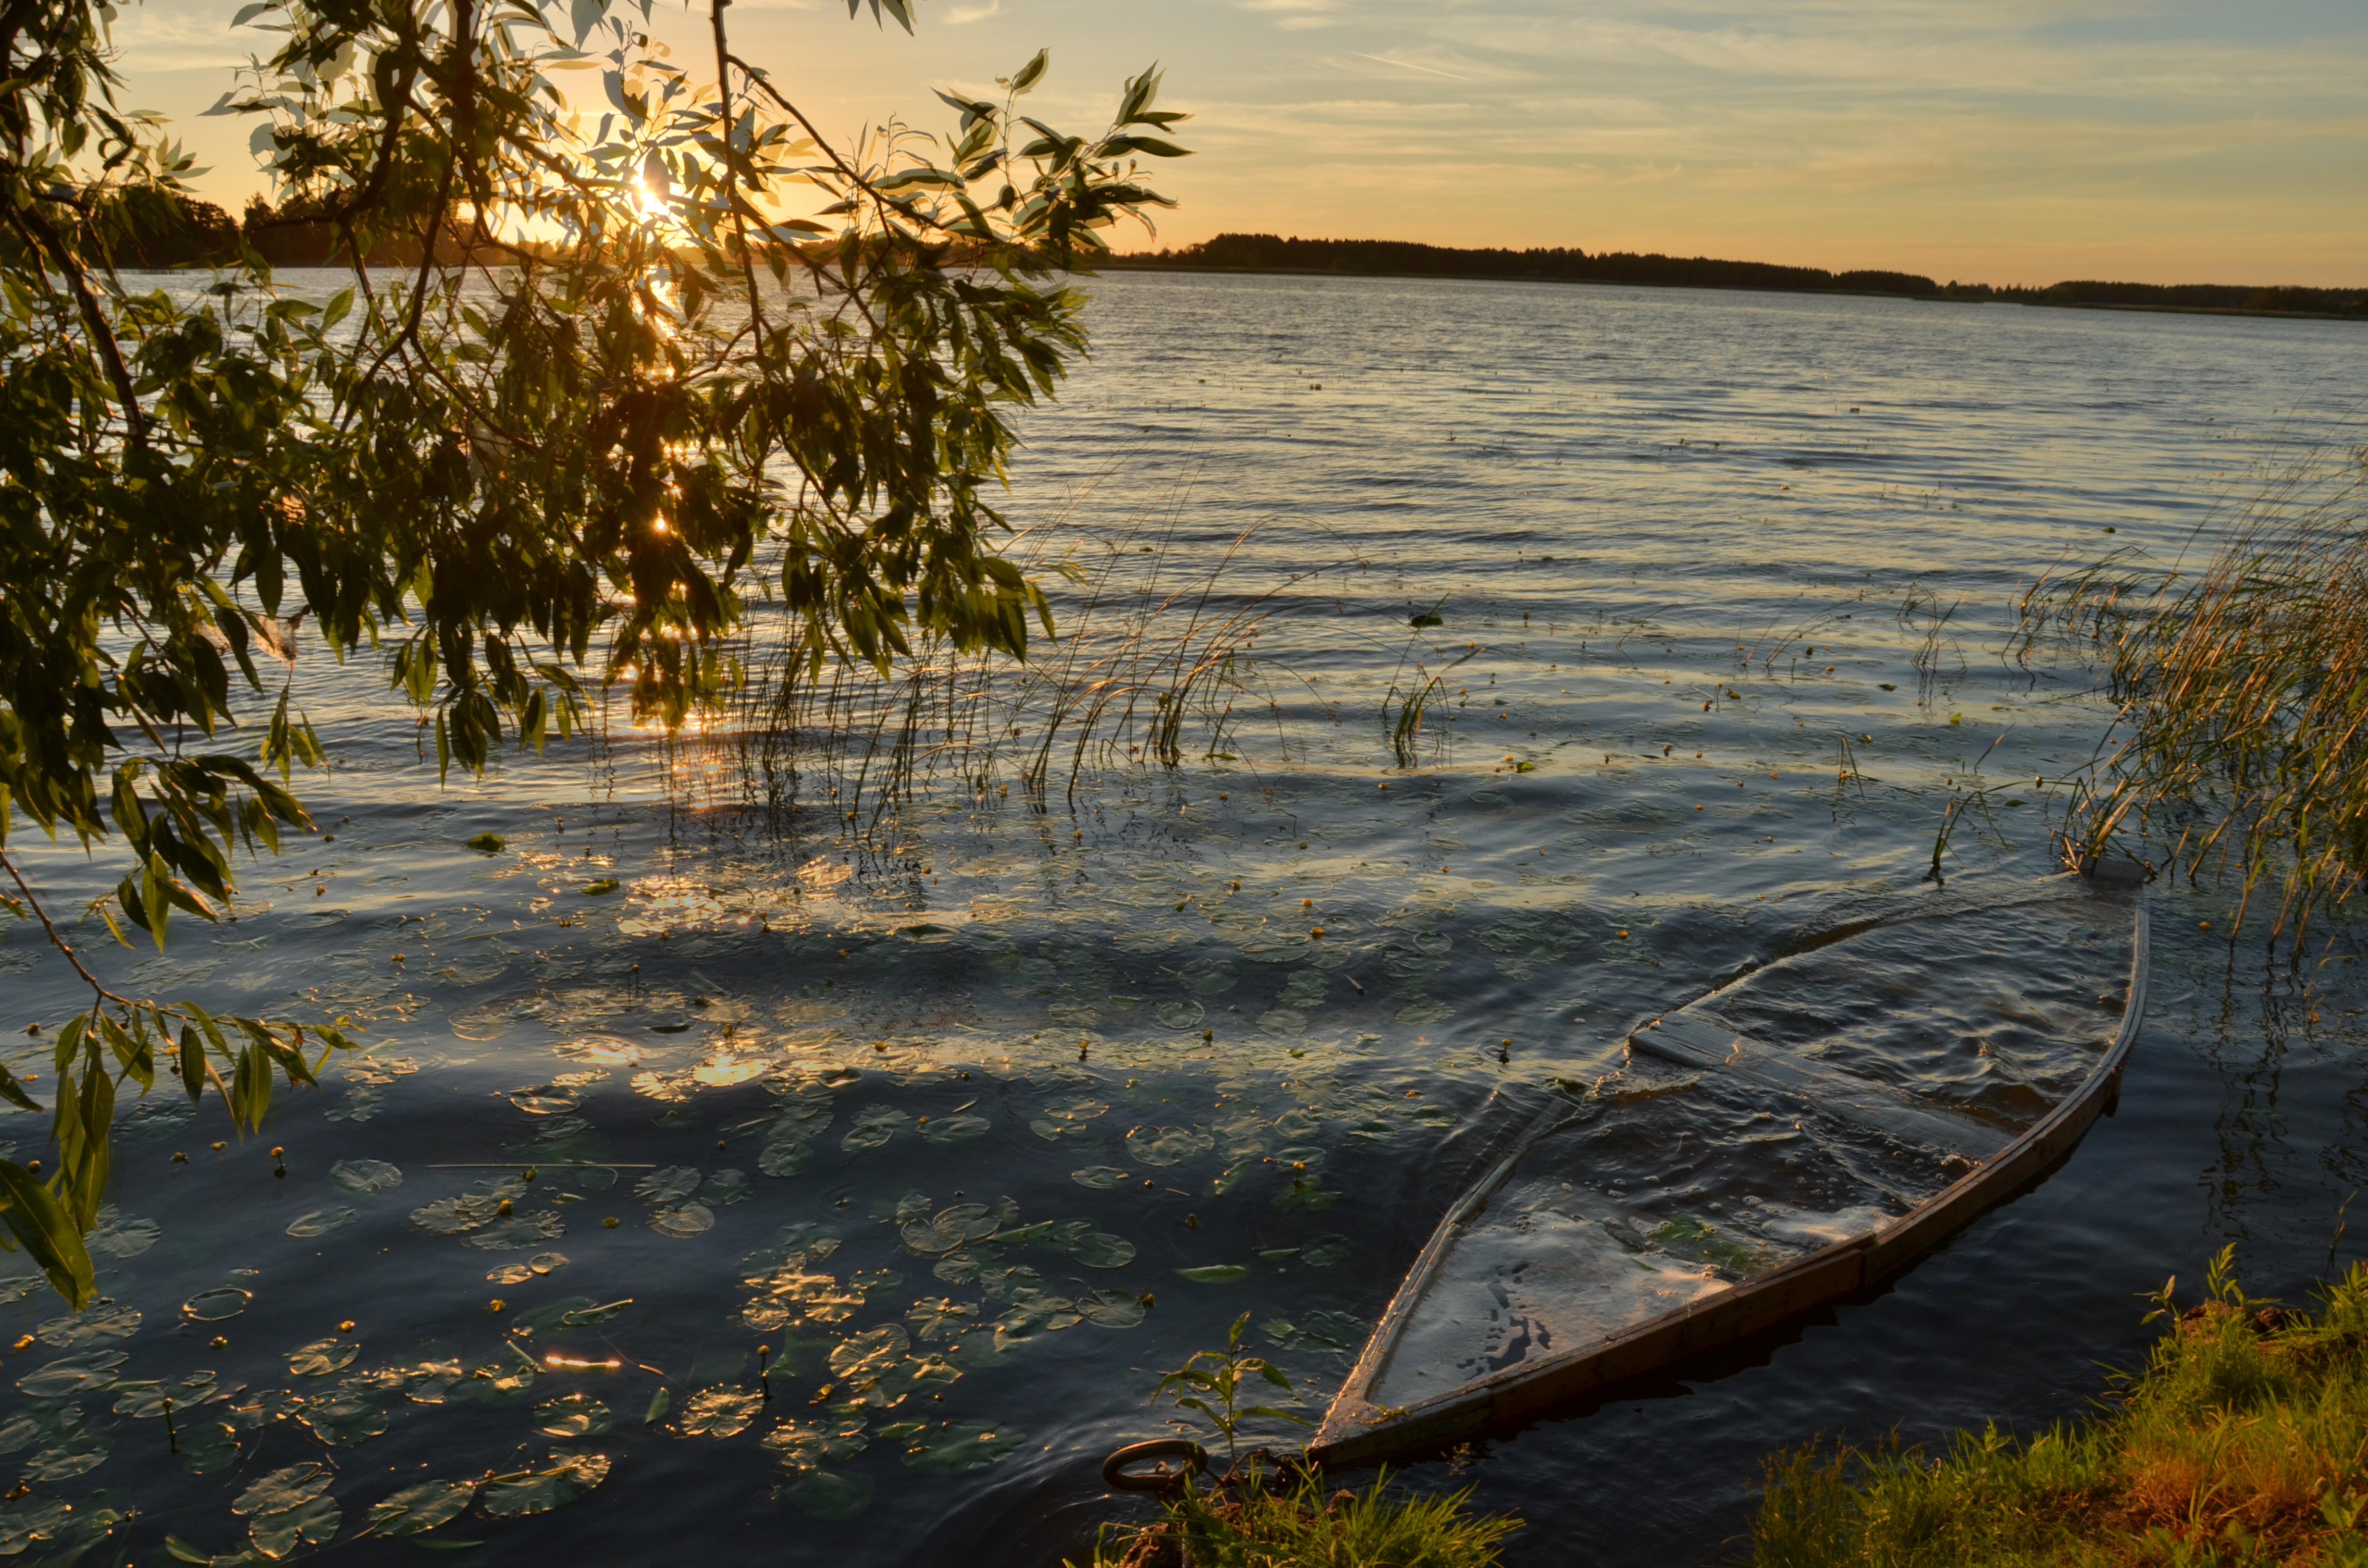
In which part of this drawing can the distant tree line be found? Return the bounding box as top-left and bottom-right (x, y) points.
(1110, 233), (2368, 318)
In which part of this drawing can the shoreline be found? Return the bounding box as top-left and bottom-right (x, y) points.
(1097, 260), (2368, 323)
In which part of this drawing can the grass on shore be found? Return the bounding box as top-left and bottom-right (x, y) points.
(1752, 1248), (2368, 1567)
(1076, 1471), (1522, 1568)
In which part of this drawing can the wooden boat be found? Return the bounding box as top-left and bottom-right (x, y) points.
(1310, 867), (2150, 1468)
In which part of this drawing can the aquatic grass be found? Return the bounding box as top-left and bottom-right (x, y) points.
(1078, 1471), (1522, 1568)
(2048, 441), (2368, 933)
(1748, 1247), (2368, 1568)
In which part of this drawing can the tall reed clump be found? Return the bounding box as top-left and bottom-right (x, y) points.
(1078, 1472), (1522, 1568)
(629, 480), (1371, 829)
(2043, 442), (2368, 934)
(1750, 1248), (2368, 1568)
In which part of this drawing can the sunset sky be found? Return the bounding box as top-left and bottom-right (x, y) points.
(112, 0), (2367, 287)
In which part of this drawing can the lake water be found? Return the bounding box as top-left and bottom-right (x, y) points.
(2, 270), (2365, 1565)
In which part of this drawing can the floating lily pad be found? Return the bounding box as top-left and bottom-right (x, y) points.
(581, 879), (620, 896)
(35, 1305), (140, 1348)
(368, 1479), (476, 1537)
(781, 1467), (872, 1520)
(1076, 1289), (1147, 1328)
(288, 1338), (361, 1377)
(897, 1420), (1024, 1474)
(1177, 959), (1238, 996)
(411, 1178), (526, 1235)
(469, 1211), (566, 1250)
(17, 1351), (126, 1399)
(534, 1393), (613, 1439)
(1173, 1264), (1248, 1284)
(510, 1084), (582, 1115)
(478, 1452), (610, 1518)
(1301, 1233), (1353, 1268)
(1069, 1233), (1137, 1269)
(1153, 1000), (1205, 1030)
(841, 1105), (908, 1152)
(702, 1170), (752, 1206)
(634, 1166), (701, 1204)
(21, 1435), (109, 1481)
(235, 1464), (333, 1517)
(650, 1203), (715, 1238)
(758, 1140), (815, 1178)
(918, 1114), (990, 1146)
(328, 1159), (403, 1194)
(286, 1205), (357, 1238)
(678, 1387), (761, 1439)
(304, 1384), (392, 1446)
(114, 1372), (217, 1417)
(762, 1418), (868, 1473)
(826, 1325), (909, 1385)
(1070, 1166), (1131, 1190)
(1126, 1126), (1214, 1167)
(903, 1298), (978, 1343)
(87, 1213), (158, 1259)
(466, 833), (507, 853)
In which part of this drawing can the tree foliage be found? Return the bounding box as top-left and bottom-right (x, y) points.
(0, 0), (1187, 1302)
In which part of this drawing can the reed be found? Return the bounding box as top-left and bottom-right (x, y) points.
(1078, 1471), (1522, 1568)
(1749, 1248), (2368, 1568)
(629, 484), (1368, 829)
(2034, 442), (2368, 934)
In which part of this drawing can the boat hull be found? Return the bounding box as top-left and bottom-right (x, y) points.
(1312, 884), (2150, 1469)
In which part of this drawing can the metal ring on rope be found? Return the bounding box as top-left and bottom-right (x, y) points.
(1102, 1438), (1209, 1494)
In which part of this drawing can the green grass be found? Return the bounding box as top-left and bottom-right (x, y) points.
(1077, 1472), (1522, 1568)
(1751, 1250), (2368, 1567)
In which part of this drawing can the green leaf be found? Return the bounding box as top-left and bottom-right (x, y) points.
(1009, 49), (1048, 94)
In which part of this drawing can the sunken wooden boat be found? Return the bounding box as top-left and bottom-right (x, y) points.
(1311, 866), (2149, 1468)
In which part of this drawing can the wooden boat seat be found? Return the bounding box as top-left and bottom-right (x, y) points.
(1630, 1012), (2013, 1160)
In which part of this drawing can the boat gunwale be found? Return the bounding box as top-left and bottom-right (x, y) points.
(1311, 874), (2152, 1468)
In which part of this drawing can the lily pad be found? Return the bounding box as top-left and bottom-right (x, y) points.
(1070, 1166), (1131, 1190)
(288, 1338), (361, 1377)
(328, 1158), (404, 1194)
(634, 1166), (702, 1204)
(21, 1435), (109, 1481)
(1125, 1126), (1214, 1167)
(650, 1203), (715, 1238)
(251, 1492), (342, 1560)
(114, 1372), (218, 1417)
(466, 833), (507, 853)
(17, 1351), (126, 1399)
(479, 1452), (609, 1518)
(917, 1113), (990, 1146)
(781, 1467), (872, 1520)
(534, 1393), (613, 1439)
(510, 1084), (582, 1115)
(35, 1305), (140, 1348)
(1076, 1289), (1147, 1328)
(304, 1384), (392, 1446)
(368, 1479), (477, 1537)
(897, 1420), (1024, 1474)
(468, 1211), (566, 1250)
(235, 1464), (333, 1517)
(1301, 1233), (1353, 1267)
(758, 1140), (815, 1178)
(677, 1387), (761, 1439)
(87, 1213), (158, 1259)
(1173, 1264), (1249, 1284)
(841, 1105), (908, 1152)
(1153, 999), (1205, 1030)
(761, 1417), (868, 1473)
(285, 1205), (357, 1238)
(1069, 1233), (1137, 1269)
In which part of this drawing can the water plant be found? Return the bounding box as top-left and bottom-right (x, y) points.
(1076, 1470), (1522, 1568)
(1152, 1311), (1307, 1468)
(0, 0), (1188, 1299)
(2042, 442), (2368, 932)
(1750, 1246), (2368, 1567)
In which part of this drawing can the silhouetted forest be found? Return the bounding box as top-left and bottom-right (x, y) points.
(101, 199), (2368, 321)
(1110, 233), (2368, 319)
